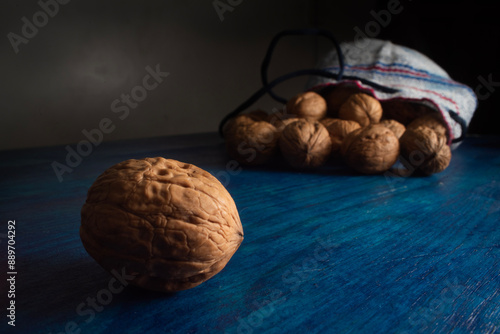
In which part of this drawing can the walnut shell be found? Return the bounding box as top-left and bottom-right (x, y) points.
(380, 119), (406, 139)
(224, 117), (279, 166)
(381, 100), (435, 125)
(341, 124), (400, 174)
(407, 114), (448, 139)
(80, 158), (244, 292)
(279, 119), (332, 168)
(321, 118), (361, 157)
(222, 110), (269, 137)
(323, 85), (362, 117)
(286, 91), (327, 121)
(339, 93), (383, 127)
(399, 127), (451, 175)
(267, 110), (300, 132)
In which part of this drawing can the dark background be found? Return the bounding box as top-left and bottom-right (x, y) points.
(1, 0), (498, 151)
(372, 0), (500, 135)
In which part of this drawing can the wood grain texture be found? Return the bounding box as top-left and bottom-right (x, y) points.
(0, 133), (499, 334)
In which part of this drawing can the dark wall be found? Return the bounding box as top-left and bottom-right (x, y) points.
(1, 0), (497, 151)
(0, 0), (319, 150)
(373, 0), (500, 135)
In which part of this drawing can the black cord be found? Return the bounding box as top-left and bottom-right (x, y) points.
(260, 28), (345, 103)
(448, 110), (467, 143)
(218, 68), (340, 136)
(218, 28), (402, 138)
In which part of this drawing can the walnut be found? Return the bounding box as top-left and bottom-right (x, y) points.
(323, 85), (361, 117)
(247, 109), (269, 121)
(222, 110), (269, 137)
(399, 127), (451, 175)
(279, 119), (332, 168)
(381, 100), (435, 125)
(80, 158), (244, 292)
(267, 110), (299, 132)
(224, 117), (279, 166)
(380, 119), (406, 139)
(341, 124), (400, 174)
(286, 91), (327, 121)
(339, 93), (383, 127)
(407, 114), (448, 139)
(321, 118), (361, 157)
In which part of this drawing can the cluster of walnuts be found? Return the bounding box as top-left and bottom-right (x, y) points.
(223, 85), (452, 175)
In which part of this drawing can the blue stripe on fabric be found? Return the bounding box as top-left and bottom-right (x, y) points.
(349, 61), (446, 79)
(324, 66), (475, 94)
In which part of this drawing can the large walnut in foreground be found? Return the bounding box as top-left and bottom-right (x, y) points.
(341, 124), (399, 174)
(80, 158), (244, 292)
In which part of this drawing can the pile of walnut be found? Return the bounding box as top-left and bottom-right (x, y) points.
(223, 85), (452, 175)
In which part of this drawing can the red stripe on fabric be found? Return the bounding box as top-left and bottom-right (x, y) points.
(350, 65), (431, 78)
(345, 64), (459, 85)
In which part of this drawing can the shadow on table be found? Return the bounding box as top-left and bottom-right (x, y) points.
(18, 252), (176, 327)
(240, 156), (363, 176)
(235, 156), (435, 179)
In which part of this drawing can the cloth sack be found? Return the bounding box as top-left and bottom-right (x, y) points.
(220, 29), (477, 147)
(306, 38), (477, 145)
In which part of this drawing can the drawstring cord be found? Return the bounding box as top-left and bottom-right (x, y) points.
(218, 28), (466, 143)
(219, 28), (345, 136)
(260, 28), (345, 104)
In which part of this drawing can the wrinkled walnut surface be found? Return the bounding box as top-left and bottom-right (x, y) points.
(224, 118), (279, 166)
(222, 110), (269, 137)
(400, 127), (451, 175)
(323, 85), (361, 117)
(80, 157), (244, 292)
(321, 118), (361, 157)
(279, 119), (332, 168)
(286, 91), (327, 121)
(341, 124), (399, 174)
(407, 114), (448, 139)
(339, 93), (383, 127)
(380, 119), (406, 139)
(268, 111), (299, 132)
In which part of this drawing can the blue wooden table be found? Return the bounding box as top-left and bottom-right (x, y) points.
(1, 133), (499, 334)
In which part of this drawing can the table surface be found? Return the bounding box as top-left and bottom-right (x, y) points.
(1, 133), (499, 334)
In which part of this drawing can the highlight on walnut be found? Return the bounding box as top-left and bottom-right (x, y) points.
(222, 86), (452, 175)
